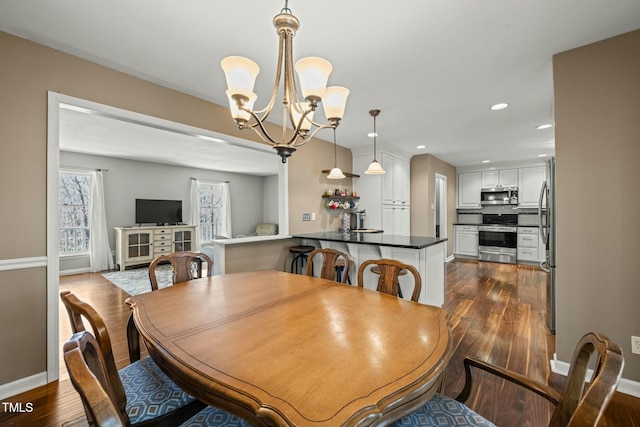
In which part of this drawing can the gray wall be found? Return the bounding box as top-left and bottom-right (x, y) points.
(553, 29), (640, 381)
(60, 151), (278, 271)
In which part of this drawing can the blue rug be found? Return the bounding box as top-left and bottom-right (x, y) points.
(102, 265), (173, 295)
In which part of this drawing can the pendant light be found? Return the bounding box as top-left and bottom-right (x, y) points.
(327, 128), (345, 179)
(365, 109), (385, 174)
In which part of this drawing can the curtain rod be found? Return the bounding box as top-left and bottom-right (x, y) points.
(60, 165), (109, 172)
(190, 177), (229, 183)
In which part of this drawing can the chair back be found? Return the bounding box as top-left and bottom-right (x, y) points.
(148, 251), (213, 291)
(306, 248), (351, 283)
(357, 259), (422, 302)
(551, 332), (624, 427)
(64, 331), (131, 426)
(60, 290), (128, 416)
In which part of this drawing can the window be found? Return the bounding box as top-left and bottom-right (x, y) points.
(198, 182), (224, 241)
(59, 172), (91, 254)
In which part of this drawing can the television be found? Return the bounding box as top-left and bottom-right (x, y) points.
(135, 199), (183, 225)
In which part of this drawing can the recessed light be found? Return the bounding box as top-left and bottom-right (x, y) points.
(536, 124), (553, 130)
(490, 103), (509, 111)
(367, 132), (378, 138)
(416, 145), (426, 149)
(482, 160), (491, 163)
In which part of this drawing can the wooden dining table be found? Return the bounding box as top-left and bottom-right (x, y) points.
(126, 270), (451, 427)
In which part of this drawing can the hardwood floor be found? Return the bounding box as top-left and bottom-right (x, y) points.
(1, 260), (638, 426)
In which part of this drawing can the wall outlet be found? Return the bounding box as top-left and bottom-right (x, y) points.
(302, 213), (311, 221)
(632, 336), (640, 355)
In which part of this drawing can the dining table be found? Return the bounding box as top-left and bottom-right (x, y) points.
(126, 270), (451, 427)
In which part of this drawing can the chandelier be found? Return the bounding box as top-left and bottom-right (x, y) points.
(221, 1), (349, 163)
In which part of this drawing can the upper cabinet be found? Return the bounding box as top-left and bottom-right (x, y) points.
(518, 166), (545, 207)
(381, 153), (410, 205)
(457, 165), (545, 209)
(481, 168), (517, 188)
(353, 149), (411, 232)
(457, 172), (481, 208)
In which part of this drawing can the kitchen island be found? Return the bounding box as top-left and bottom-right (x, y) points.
(292, 231), (447, 307)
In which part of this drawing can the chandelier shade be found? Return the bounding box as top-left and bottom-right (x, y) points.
(221, 2), (349, 163)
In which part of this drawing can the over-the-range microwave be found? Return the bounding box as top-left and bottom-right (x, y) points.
(480, 187), (518, 205)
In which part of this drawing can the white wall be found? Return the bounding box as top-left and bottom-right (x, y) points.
(60, 151), (278, 272)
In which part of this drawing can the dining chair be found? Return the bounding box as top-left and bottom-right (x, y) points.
(357, 259), (421, 302)
(148, 250), (213, 291)
(59, 290), (205, 426)
(306, 248), (351, 283)
(390, 332), (624, 427)
(64, 331), (251, 427)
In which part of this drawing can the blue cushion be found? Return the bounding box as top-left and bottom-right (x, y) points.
(390, 393), (496, 427)
(181, 405), (252, 426)
(119, 356), (198, 424)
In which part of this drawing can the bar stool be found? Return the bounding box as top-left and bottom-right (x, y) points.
(289, 245), (315, 274)
(335, 259), (352, 284)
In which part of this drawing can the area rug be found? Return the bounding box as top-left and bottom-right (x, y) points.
(102, 264), (173, 296)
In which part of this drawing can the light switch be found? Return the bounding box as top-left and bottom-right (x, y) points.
(302, 213), (311, 221)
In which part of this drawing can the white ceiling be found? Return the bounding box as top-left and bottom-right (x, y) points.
(2, 0), (640, 168)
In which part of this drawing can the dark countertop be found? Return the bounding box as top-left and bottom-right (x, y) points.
(292, 231), (447, 249)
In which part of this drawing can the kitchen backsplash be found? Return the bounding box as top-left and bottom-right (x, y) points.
(457, 206), (539, 225)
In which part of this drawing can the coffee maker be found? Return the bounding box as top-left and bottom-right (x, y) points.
(350, 210), (366, 230)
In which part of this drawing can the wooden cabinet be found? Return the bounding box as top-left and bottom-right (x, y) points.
(481, 169), (517, 188)
(454, 225), (478, 257)
(517, 226), (543, 263)
(457, 172), (481, 208)
(115, 225), (197, 270)
(518, 166), (545, 207)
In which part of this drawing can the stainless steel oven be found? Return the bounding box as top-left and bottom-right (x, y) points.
(478, 214), (518, 264)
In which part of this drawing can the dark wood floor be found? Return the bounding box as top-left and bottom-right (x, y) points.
(1, 259), (638, 426)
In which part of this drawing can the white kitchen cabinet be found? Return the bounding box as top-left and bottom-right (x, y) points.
(457, 172), (481, 208)
(381, 153), (410, 205)
(383, 205), (410, 236)
(518, 166), (545, 207)
(517, 226), (543, 263)
(353, 149), (411, 234)
(454, 225), (478, 257)
(481, 169), (517, 188)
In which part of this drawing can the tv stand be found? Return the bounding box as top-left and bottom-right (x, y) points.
(114, 224), (198, 271)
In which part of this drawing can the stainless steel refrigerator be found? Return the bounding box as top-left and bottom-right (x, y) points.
(538, 157), (556, 333)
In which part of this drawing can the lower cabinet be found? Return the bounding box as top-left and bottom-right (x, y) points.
(517, 226), (543, 263)
(115, 225), (197, 270)
(454, 225), (478, 257)
(382, 205), (410, 236)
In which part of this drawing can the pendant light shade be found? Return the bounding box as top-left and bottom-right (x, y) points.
(327, 128), (345, 179)
(365, 109), (386, 175)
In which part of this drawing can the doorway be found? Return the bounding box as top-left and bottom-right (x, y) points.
(435, 173), (447, 239)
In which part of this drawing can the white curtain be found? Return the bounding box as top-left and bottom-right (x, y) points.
(220, 182), (232, 238)
(89, 171), (114, 272)
(191, 179), (232, 240)
(190, 178), (201, 249)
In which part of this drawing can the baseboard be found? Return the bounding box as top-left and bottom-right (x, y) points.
(0, 372), (47, 401)
(59, 267), (91, 276)
(445, 255), (455, 263)
(551, 353), (640, 398)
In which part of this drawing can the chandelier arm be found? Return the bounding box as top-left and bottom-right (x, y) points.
(287, 124), (332, 147)
(252, 32), (288, 120)
(239, 107), (278, 146)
